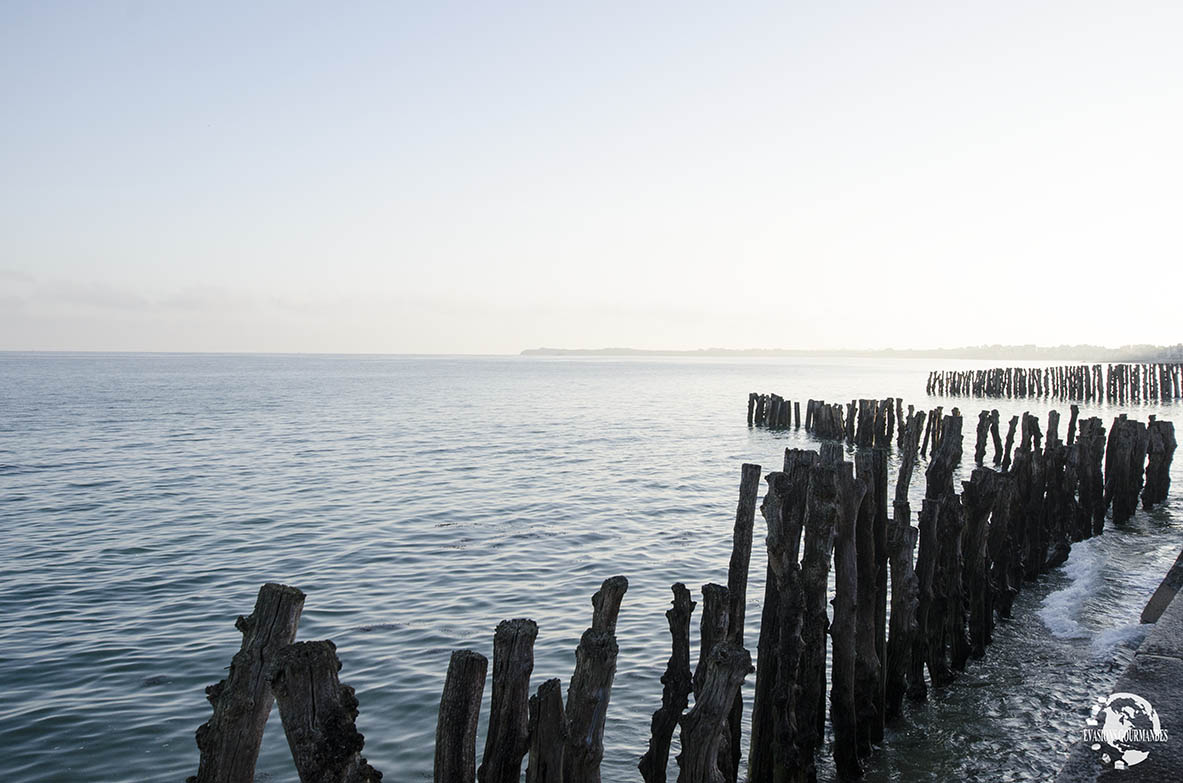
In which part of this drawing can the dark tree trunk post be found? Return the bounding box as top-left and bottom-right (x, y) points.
(974, 410), (990, 465)
(1077, 417), (1107, 537)
(870, 447), (889, 744)
(832, 461), (869, 778)
(914, 414), (963, 695)
(271, 641), (382, 783)
(853, 452), (881, 755)
(676, 643), (753, 783)
(748, 393), (757, 426)
(1001, 415), (1018, 472)
(962, 469), (998, 658)
(695, 584), (730, 697)
(479, 619), (539, 783)
(592, 575), (629, 634)
(190, 582), (306, 783)
(886, 411), (923, 719)
(989, 410), (1003, 466)
(797, 453), (841, 777)
(566, 576), (628, 783)
(639, 585), (696, 783)
(1142, 419), (1177, 509)
(941, 493), (971, 672)
(526, 679), (567, 783)
(435, 649), (489, 783)
(723, 463), (761, 782)
(565, 629), (621, 783)
(1067, 404), (1079, 446)
(750, 451), (816, 783)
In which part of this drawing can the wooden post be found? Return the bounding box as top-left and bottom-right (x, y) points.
(974, 410), (990, 465)
(639, 584), (695, 783)
(435, 649), (489, 783)
(271, 641), (382, 783)
(1104, 416), (1143, 525)
(1142, 420), (1177, 510)
(989, 410), (1003, 465)
(852, 451), (882, 754)
(479, 619), (539, 783)
(1077, 417), (1107, 537)
(833, 460), (869, 777)
(961, 468), (998, 659)
(1001, 415), (1018, 472)
(1067, 404), (1079, 446)
(592, 575), (629, 635)
(526, 679), (567, 783)
(886, 411), (923, 718)
(747, 393), (756, 426)
(723, 464), (760, 782)
(675, 643), (753, 783)
(566, 576), (628, 783)
(190, 582), (305, 783)
(797, 454), (840, 777)
(694, 584), (730, 697)
(915, 414), (963, 695)
(749, 451), (816, 783)
(870, 447), (889, 745)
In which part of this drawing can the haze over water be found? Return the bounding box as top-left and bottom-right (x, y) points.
(1, 352), (1179, 782)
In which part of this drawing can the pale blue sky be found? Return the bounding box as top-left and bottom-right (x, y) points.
(2, 1), (1181, 353)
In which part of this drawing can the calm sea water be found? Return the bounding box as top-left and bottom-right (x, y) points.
(1, 353), (1179, 783)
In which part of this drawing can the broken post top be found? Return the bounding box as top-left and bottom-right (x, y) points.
(591, 576), (629, 635)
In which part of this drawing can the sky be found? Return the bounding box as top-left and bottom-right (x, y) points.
(2, 1), (1181, 354)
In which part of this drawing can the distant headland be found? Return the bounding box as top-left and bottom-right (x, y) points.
(521, 344), (1183, 361)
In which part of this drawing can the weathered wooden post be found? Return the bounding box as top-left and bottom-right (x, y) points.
(852, 451), (884, 753)
(989, 410), (1003, 465)
(526, 679), (567, 783)
(915, 414), (963, 695)
(1105, 416), (1145, 525)
(870, 447), (889, 744)
(675, 643), (753, 783)
(723, 463), (760, 782)
(987, 471), (1022, 619)
(749, 451), (816, 783)
(479, 619), (539, 783)
(639, 584), (696, 783)
(1001, 415), (1018, 472)
(974, 410), (990, 465)
(832, 460), (869, 778)
(190, 582), (306, 783)
(796, 450), (840, 778)
(1043, 441), (1074, 570)
(694, 584), (730, 697)
(1142, 419), (1177, 510)
(961, 468), (999, 658)
(565, 576), (628, 783)
(1076, 417), (1107, 537)
(886, 411), (923, 719)
(435, 649), (489, 783)
(748, 393), (757, 426)
(270, 640), (382, 783)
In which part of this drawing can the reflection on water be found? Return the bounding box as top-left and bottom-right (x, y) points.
(0, 353), (1177, 782)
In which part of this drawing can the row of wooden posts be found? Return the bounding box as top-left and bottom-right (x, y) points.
(926, 363), (1183, 403)
(189, 407), (1176, 783)
(749, 393), (960, 460)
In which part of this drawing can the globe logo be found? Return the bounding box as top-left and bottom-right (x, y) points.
(1084, 692), (1169, 770)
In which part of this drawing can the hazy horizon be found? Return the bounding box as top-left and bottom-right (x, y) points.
(4, 2), (1181, 353)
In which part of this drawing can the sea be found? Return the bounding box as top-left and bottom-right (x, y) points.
(1, 352), (1179, 782)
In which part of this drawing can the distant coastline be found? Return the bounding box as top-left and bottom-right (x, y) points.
(521, 344), (1183, 361)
